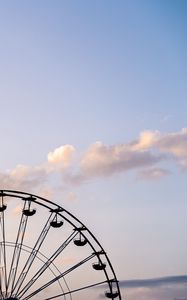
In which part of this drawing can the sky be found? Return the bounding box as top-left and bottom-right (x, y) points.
(0, 0), (187, 299)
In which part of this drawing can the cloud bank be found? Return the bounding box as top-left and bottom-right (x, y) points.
(119, 275), (187, 300)
(98, 275), (187, 300)
(120, 275), (187, 288)
(0, 128), (187, 193)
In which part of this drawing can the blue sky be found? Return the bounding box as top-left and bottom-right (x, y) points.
(0, 1), (187, 299)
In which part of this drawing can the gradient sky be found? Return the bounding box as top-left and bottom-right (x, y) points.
(0, 1), (187, 299)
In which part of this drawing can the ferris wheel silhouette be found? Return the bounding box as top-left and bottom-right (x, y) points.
(0, 190), (121, 300)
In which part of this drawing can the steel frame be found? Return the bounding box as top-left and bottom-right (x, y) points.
(0, 190), (121, 300)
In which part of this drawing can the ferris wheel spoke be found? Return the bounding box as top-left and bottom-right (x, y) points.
(0, 195), (8, 295)
(21, 253), (96, 300)
(0, 242), (6, 299)
(6, 201), (29, 296)
(16, 230), (78, 298)
(12, 212), (56, 295)
(4, 241), (66, 298)
(44, 279), (109, 300)
(0, 244), (5, 299)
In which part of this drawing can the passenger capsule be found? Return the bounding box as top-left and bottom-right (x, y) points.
(50, 220), (63, 228)
(0, 204), (7, 212)
(105, 291), (119, 299)
(74, 238), (87, 246)
(92, 262), (106, 270)
(23, 209), (36, 216)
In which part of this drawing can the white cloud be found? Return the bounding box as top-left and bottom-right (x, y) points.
(10, 164), (31, 180)
(137, 167), (171, 180)
(0, 164), (48, 193)
(155, 128), (187, 158)
(47, 145), (75, 166)
(1, 128), (187, 192)
(132, 130), (159, 151)
(80, 141), (164, 178)
(134, 128), (187, 162)
(63, 128), (187, 183)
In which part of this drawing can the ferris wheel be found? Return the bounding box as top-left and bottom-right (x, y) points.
(0, 190), (121, 300)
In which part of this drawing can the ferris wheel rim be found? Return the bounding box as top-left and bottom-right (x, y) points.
(0, 189), (121, 300)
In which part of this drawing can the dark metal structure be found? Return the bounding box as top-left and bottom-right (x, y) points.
(0, 190), (121, 300)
